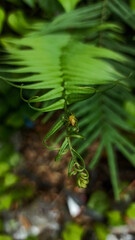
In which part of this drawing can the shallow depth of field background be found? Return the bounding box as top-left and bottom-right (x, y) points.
(0, 1), (135, 240)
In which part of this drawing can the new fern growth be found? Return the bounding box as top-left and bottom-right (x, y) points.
(43, 110), (89, 188)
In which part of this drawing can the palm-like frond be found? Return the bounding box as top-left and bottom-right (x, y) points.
(71, 86), (135, 199)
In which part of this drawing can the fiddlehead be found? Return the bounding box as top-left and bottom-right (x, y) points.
(43, 111), (89, 188)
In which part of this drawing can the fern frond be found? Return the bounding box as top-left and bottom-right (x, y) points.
(0, 32), (125, 112)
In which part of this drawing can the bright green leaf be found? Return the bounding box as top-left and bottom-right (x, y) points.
(62, 222), (84, 240)
(0, 235), (12, 240)
(58, 0), (81, 12)
(0, 194), (13, 210)
(4, 173), (18, 187)
(126, 202), (135, 219)
(55, 137), (68, 162)
(107, 210), (124, 226)
(94, 223), (108, 240)
(7, 11), (30, 34)
(130, 0), (135, 10)
(0, 163), (10, 176)
(0, 8), (5, 34)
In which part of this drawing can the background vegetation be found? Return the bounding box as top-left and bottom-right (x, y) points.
(0, 0), (135, 240)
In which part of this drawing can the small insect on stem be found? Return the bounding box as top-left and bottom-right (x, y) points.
(69, 115), (77, 126)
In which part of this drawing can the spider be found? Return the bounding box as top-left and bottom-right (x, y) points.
(68, 114), (77, 126)
(63, 111), (79, 133)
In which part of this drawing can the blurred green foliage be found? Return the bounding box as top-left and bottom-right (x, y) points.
(107, 210), (124, 226)
(0, 143), (34, 211)
(0, 80), (34, 142)
(0, 8), (5, 33)
(0, 41), (34, 239)
(94, 223), (108, 240)
(25, 236), (38, 240)
(87, 190), (110, 214)
(126, 202), (135, 219)
(58, 0), (81, 12)
(124, 101), (135, 127)
(0, 236), (12, 240)
(130, 0), (135, 10)
(7, 10), (30, 34)
(62, 222), (84, 240)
